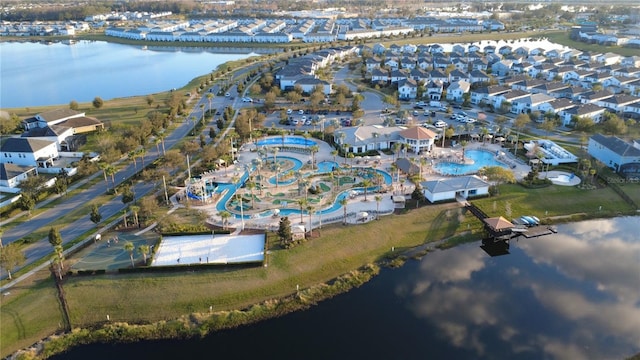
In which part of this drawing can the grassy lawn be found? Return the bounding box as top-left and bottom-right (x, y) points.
(544, 31), (639, 58)
(2, 179), (638, 357)
(471, 183), (635, 220)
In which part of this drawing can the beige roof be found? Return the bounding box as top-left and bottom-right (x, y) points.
(484, 216), (514, 231)
(37, 109), (82, 122)
(398, 126), (437, 140)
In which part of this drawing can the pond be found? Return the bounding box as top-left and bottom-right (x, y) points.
(52, 216), (640, 359)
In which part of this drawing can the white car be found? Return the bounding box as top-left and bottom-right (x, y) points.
(291, 119), (299, 125)
(242, 97), (253, 103)
(434, 120), (447, 128)
(465, 118), (477, 124)
(225, 92), (230, 97)
(286, 109), (292, 114)
(298, 109), (304, 115)
(301, 116), (307, 122)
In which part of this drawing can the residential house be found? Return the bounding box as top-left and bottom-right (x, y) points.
(470, 85), (510, 105)
(588, 134), (640, 177)
(294, 77), (332, 95)
(448, 69), (468, 83)
(420, 175), (490, 203)
(371, 68), (390, 84)
(491, 60), (513, 76)
(425, 80), (444, 101)
(510, 93), (555, 114)
(446, 80), (471, 102)
(0, 163), (38, 193)
(493, 89), (529, 109)
(559, 103), (606, 126)
(398, 78), (418, 100)
(469, 70), (491, 85)
(429, 69), (448, 84)
(0, 138), (59, 169)
(596, 94), (640, 113)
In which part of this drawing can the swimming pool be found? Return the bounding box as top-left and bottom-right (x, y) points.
(255, 136), (316, 147)
(316, 161), (339, 174)
(434, 149), (507, 175)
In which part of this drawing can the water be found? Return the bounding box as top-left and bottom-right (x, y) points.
(255, 136), (317, 147)
(53, 216), (640, 359)
(316, 161), (339, 174)
(435, 149), (508, 175)
(0, 41), (255, 108)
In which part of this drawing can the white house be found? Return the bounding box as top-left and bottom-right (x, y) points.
(398, 78), (418, 100)
(420, 175), (490, 203)
(0, 163), (38, 193)
(446, 80), (470, 102)
(588, 134), (640, 177)
(294, 77), (332, 95)
(1, 138), (59, 169)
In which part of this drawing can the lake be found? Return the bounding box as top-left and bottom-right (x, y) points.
(51, 216), (640, 360)
(0, 40), (256, 109)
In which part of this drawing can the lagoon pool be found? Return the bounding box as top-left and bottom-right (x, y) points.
(255, 136), (316, 147)
(434, 149), (507, 175)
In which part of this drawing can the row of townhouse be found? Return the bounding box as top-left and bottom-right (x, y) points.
(275, 46), (357, 94)
(1, 21), (90, 36)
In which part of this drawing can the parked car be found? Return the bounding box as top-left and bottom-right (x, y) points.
(287, 109), (293, 114)
(242, 97), (253, 103)
(434, 120), (447, 128)
(225, 92), (230, 97)
(416, 101), (427, 106)
(301, 116), (307, 122)
(298, 109), (304, 115)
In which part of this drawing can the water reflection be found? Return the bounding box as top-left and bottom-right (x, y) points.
(400, 217), (640, 359)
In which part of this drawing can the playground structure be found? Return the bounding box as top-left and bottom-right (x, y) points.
(184, 136), (394, 229)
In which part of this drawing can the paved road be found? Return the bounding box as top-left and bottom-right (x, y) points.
(0, 63), (264, 278)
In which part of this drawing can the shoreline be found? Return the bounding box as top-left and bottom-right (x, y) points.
(9, 212), (639, 360)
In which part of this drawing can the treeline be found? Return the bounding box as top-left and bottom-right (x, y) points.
(3, 1), (199, 22)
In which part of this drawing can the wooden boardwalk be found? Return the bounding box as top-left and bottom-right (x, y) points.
(520, 225), (557, 238)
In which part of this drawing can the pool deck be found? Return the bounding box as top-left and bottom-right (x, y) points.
(176, 139), (530, 232)
(539, 170), (581, 186)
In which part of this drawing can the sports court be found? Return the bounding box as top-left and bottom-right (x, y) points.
(71, 232), (156, 271)
(152, 233), (265, 266)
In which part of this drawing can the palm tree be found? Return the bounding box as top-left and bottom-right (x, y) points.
(252, 158), (263, 194)
(219, 211), (231, 229)
(392, 142), (402, 161)
(271, 163), (281, 188)
(460, 140), (468, 161)
(130, 205), (140, 227)
(105, 165), (117, 191)
(206, 93), (214, 116)
(374, 195), (382, 220)
(457, 124), (465, 141)
(246, 180), (256, 208)
(270, 147), (279, 165)
(297, 198), (308, 224)
(342, 143), (350, 165)
(362, 179), (373, 201)
(158, 132), (168, 155)
(339, 198), (348, 225)
(331, 149), (338, 163)
(98, 162), (110, 189)
(199, 104), (206, 125)
(128, 150), (138, 171)
(137, 147), (146, 168)
(306, 205), (315, 233)
(310, 145), (319, 170)
(124, 241), (135, 267)
(138, 244), (150, 264)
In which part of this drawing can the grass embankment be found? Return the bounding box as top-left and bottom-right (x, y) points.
(544, 31), (640, 58)
(3, 181), (638, 358)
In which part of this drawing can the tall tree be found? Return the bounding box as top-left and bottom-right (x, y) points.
(277, 216), (293, 248)
(374, 195), (382, 220)
(138, 244), (150, 264)
(90, 204), (102, 224)
(124, 241), (135, 267)
(0, 243), (25, 280)
(340, 198), (348, 225)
